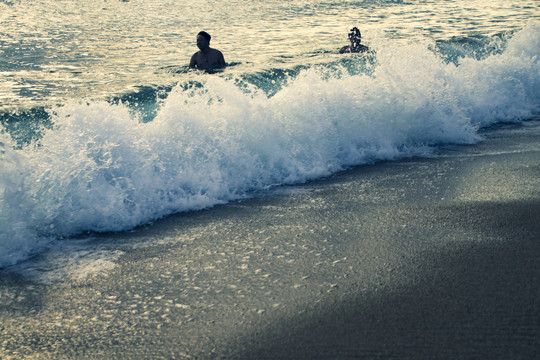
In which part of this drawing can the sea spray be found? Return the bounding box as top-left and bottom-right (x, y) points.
(1, 25), (539, 267)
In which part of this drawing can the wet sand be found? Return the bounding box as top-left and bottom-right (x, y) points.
(240, 199), (540, 359)
(1, 121), (539, 359)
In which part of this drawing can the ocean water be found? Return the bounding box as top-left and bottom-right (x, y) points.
(0, 0), (539, 267)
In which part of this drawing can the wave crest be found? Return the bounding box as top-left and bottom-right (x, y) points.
(1, 25), (539, 267)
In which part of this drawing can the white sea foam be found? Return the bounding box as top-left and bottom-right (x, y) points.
(1, 25), (539, 267)
(8, 237), (124, 283)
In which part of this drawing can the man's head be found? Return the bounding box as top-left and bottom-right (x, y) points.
(348, 27), (361, 44)
(197, 31), (211, 50)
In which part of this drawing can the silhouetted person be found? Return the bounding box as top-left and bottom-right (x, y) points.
(189, 31), (226, 70)
(339, 27), (369, 54)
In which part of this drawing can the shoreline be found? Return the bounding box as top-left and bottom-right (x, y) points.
(1, 121), (539, 359)
(231, 121), (540, 359)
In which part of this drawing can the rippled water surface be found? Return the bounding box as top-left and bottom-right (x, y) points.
(1, 0), (538, 110)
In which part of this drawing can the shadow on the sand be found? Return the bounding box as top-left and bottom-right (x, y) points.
(238, 199), (540, 360)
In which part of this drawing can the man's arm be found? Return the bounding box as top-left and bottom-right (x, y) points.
(217, 50), (225, 66)
(189, 52), (198, 68)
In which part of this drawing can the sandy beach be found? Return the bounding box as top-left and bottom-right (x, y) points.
(1, 120), (539, 359)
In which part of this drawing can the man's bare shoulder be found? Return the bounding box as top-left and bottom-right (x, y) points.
(208, 48), (225, 66)
(209, 48), (224, 59)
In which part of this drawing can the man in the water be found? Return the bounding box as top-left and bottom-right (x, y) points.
(189, 31), (226, 70)
(339, 27), (369, 54)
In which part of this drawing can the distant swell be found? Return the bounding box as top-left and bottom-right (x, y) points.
(1, 24), (539, 267)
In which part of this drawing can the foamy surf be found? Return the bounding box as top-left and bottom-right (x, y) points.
(1, 24), (539, 267)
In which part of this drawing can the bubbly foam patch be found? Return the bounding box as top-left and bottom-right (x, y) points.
(8, 238), (124, 284)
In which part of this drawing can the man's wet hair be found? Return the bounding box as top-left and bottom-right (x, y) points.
(348, 27), (361, 40)
(198, 31), (211, 42)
